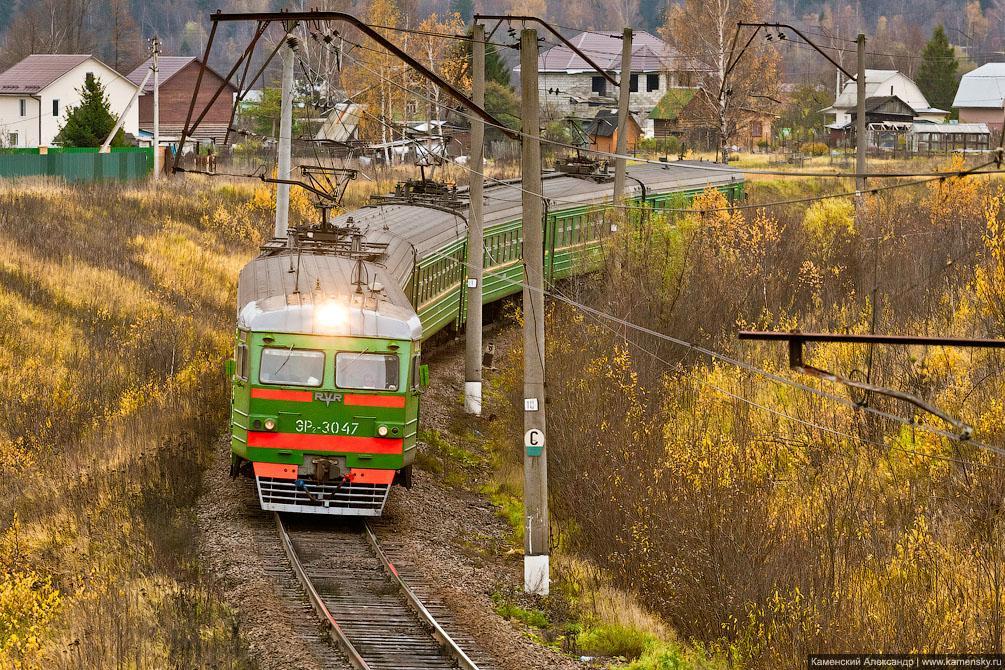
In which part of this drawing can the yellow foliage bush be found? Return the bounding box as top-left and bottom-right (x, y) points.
(802, 197), (855, 250)
(0, 571), (61, 669)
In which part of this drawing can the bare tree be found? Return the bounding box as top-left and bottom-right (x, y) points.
(661, 0), (779, 163)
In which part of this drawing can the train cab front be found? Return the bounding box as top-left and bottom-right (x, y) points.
(229, 294), (424, 516)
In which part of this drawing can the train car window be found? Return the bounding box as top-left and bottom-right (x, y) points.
(336, 352), (400, 391)
(236, 331), (249, 379)
(259, 348), (324, 387)
(236, 344), (249, 379)
(411, 355), (421, 390)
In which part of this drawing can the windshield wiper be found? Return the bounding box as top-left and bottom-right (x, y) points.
(274, 343), (296, 376)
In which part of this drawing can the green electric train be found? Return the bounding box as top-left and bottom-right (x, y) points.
(228, 161), (743, 516)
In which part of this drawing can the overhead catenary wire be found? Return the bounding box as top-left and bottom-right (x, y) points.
(250, 43), (1005, 220)
(541, 272), (1004, 472)
(425, 240), (1005, 459)
(331, 35), (1005, 181)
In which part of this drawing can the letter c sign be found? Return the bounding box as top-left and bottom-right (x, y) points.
(524, 429), (545, 457)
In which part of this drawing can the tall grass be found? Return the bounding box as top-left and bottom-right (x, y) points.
(0, 177), (274, 669)
(488, 159), (1005, 665)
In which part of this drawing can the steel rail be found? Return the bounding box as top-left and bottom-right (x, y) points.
(274, 513), (372, 670)
(363, 522), (481, 670)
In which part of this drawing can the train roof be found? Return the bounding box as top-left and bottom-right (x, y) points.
(325, 160), (742, 286)
(237, 252), (421, 340)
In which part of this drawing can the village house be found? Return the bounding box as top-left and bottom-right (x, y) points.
(0, 54), (140, 148)
(517, 31), (699, 138)
(583, 108), (641, 154)
(650, 88), (774, 153)
(953, 63), (1005, 132)
(822, 69), (947, 130)
(126, 56), (237, 146)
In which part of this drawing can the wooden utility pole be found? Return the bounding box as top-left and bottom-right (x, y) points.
(152, 36), (161, 180)
(855, 33), (866, 222)
(465, 23), (486, 416)
(520, 27), (549, 596)
(613, 27), (632, 202)
(276, 36), (296, 239)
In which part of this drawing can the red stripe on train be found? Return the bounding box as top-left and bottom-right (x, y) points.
(251, 388), (314, 402)
(247, 432), (403, 454)
(343, 394), (406, 408)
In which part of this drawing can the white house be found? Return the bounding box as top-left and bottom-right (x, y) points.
(822, 69), (947, 128)
(953, 63), (1005, 131)
(0, 54), (140, 148)
(515, 31), (699, 138)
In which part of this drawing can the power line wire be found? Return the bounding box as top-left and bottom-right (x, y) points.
(332, 36), (1005, 181)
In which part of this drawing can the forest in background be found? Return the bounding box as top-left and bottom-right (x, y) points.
(1, 0), (1003, 88)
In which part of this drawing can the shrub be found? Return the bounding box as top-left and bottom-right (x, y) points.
(802, 196), (856, 250)
(578, 624), (656, 659)
(799, 141), (829, 156)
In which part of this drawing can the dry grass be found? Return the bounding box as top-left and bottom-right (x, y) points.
(486, 160), (1005, 666)
(0, 176), (273, 669)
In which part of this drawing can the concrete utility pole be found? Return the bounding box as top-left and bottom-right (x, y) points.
(520, 27), (549, 596)
(276, 36), (297, 240)
(465, 23), (486, 416)
(855, 33), (867, 223)
(613, 27), (632, 202)
(152, 36), (161, 180)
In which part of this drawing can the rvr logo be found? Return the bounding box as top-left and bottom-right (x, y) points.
(314, 392), (343, 406)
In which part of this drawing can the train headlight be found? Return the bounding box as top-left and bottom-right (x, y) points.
(315, 301), (347, 333)
(377, 425), (389, 437)
(264, 418), (277, 431)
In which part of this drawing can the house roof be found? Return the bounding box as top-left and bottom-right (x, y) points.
(585, 108), (639, 138)
(911, 122), (990, 134)
(649, 88), (696, 121)
(519, 31), (683, 74)
(828, 69), (945, 116)
(0, 54), (94, 94)
(953, 62), (1005, 109)
(860, 95), (916, 115)
(126, 56), (235, 93)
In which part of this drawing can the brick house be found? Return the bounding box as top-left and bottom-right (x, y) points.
(126, 56), (237, 146)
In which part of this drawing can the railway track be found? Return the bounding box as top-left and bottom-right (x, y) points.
(276, 512), (492, 670)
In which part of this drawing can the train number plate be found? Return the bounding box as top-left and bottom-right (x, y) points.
(294, 419), (360, 435)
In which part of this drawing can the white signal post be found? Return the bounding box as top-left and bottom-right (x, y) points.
(152, 36), (161, 180)
(465, 23), (486, 415)
(520, 27), (549, 596)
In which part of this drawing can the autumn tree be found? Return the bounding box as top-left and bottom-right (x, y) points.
(105, 0), (142, 72)
(338, 0), (408, 160)
(661, 0), (779, 163)
(916, 26), (959, 114)
(0, 0), (96, 68)
(411, 12), (470, 134)
(777, 84), (832, 142)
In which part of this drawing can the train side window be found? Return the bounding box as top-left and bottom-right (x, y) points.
(235, 331), (249, 380)
(411, 355), (421, 390)
(235, 341), (249, 377)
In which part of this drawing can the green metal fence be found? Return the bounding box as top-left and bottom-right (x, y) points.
(0, 147), (153, 181)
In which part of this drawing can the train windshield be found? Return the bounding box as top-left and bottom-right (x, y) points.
(336, 352), (399, 391)
(260, 348), (325, 387)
